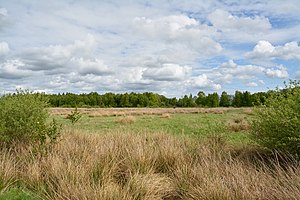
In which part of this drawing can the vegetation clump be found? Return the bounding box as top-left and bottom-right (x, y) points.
(66, 107), (82, 124)
(160, 113), (171, 118)
(117, 116), (136, 124)
(0, 90), (61, 148)
(251, 80), (300, 157)
(228, 117), (250, 132)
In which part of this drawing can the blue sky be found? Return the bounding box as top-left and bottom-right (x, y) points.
(0, 0), (299, 97)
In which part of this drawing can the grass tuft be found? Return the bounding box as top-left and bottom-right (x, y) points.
(227, 117), (250, 132)
(160, 113), (171, 118)
(117, 116), (136, 124)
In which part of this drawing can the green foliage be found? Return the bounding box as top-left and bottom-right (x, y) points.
(232, 91), (243, 107)
(219, 91), (230, 107)
(206, 93), (219, 107)
(47, 89), (275, 108)
(195, 91), (206, 106)
(66, 108), (82, 124)
(0, 90), (61, 148)
(251, 80), (300, 157)
(0, 188), (38, 200)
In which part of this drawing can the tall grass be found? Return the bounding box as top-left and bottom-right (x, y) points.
(1, 129), (300, 199)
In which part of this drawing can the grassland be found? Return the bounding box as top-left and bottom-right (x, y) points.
(1, 108), (300, 199)
(51, 107), (251, 145)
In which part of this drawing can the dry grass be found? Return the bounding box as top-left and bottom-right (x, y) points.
(160, 113), (171, 118)
(1, 129), (300, 199)
(227, 117), (251, 132)
(49, 107), (241, 118)
(117, 116), (136, 124)
(243, 108), (253, 115)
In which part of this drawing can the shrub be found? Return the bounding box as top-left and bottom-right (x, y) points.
(0, 90), (61, 148)
(65, 107), (82, 124)
(251, 80), (300, 157)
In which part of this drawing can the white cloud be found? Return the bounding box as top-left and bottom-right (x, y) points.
(187, 74), (222, 91)
(211, 60), (289, 85)
(142, 63), (191, 81)
(246, 40), (300, 60)
(22, 41), (83, 70)
(0, 42), (9, 56)
(0, 7), (7, 25)
(246, 82), (258, 87)
(72, 58), (113, 76)
(208, 9), (271, 33)
(0, 59), (32, 79)
(133, 15), (222, 56)
(220, 59), (237, 68)
(206, 8), (300, 45)
(21, 34), (111, 76)
(264, 65), (289, 79)
(0, 1), (298, 96)
(0, 8), (7, 17)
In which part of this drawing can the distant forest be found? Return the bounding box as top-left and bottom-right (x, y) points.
(47, 90), (272, 108)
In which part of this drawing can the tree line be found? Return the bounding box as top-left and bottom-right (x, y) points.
(46, 90), (271, 108)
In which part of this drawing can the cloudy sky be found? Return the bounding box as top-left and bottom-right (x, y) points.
(0, 0), (300, 97)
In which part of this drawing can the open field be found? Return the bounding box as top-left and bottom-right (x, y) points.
(49, 107), (247, 117)
(2, 107), (300, 200)
(51, 107), (252, 145)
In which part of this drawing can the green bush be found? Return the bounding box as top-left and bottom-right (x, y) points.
(251, 80), (300, 157)
(66, 107), (82, 124)
(0, 90), (60, 147)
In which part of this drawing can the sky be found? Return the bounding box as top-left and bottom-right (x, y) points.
(0, 0), (300, 97)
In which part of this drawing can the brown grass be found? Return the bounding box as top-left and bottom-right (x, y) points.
(117, 116), (136, 124)
(243, 108), (253, 115)
(49, 107), (241, 118)
(227, 117), (251, 132)
(160, 113), (171, 118)
(1, 129), (300, 199)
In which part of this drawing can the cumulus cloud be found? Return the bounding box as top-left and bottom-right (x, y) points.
(208, 9), (271, 33)
(72, 58), (113, 76)
(0, 42), (9, 56)
(220, 59), (237, 68)
(187, 74), (222, 90)
(0, 1), (298, 96)
(0, 59), (32, 79)
(246, 40), (300, 60)
(133, 15), (222, 56)
(20, 34), (113, 76)
(22, 34), (97, 71)
(142, 63), (192, 81)
(264, 65), (289, 79)
(212, 60), (289, 85)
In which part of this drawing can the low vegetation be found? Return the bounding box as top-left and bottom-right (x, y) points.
(65, 107), (82, 125)
(1, 130), (300, 200)
(227, 117), (250, 132)
(117, 116), (136, 124)
(1, 81), (300, 199)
